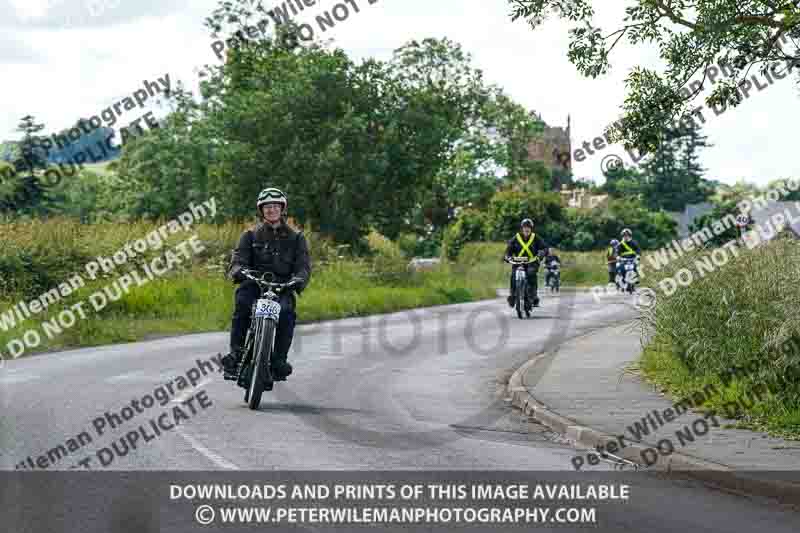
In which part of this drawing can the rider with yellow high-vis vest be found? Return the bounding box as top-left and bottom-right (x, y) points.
(618, 228), (641, 258)
(615, 228), (642, 287)
(503, 218), (548, 310)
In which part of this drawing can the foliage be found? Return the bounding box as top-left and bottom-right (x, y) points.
(16, 115), (47, 171)
(639, 237), (800, 437)
(0, 219), (503, 357)
(114, 89), (214, 221)
(365, 230), (412, 285)
(44, 169), (133, 222)
(602, 121), (714, 212)
(688, 197), (747, 247)
(484, 190), (565, 242)
(508, 0), (800, 154)
(3, 115), (49, 216)
(605, 197), (678, 249)
(190, 10), (491, 243)
(442, 190), (675, 252)
(767, 178), (800, 202)
(638, 121), (715, 211)
(442, 208), (487, 260)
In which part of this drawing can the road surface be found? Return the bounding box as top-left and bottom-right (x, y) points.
(1, 290), (798, 531)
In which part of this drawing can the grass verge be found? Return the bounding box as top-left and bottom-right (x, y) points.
(638, 233), (800, 439)
(0, 220), (606, 360)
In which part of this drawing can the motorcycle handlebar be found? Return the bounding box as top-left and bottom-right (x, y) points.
(241, 269), (298, 289)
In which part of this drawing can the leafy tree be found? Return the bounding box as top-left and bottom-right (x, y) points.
(605, 197), (678, 249)
(484, 190), (565, 242)
(484, 90), (548, 190)
(1, 116), (49, 216)
(114, 83), (214, 221)
(420, 86), (549, 233)
(193, 15), (488, 244)
(16, 115), (47, 172)
(688, 198), (748, 247)
(601, 164), (648, 200)
(442, 208), (488, 260)
(508, 0), (800, 154)
(767, 178), (800, 201)
(638, 121), (714, 211)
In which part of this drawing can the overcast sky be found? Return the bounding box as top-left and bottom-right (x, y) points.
(2, 0), (798, 187)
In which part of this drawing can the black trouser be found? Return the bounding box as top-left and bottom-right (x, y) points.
(230, 280), (296, 364)
(509, 264), (539, 306)
(608, 265), (616, 284)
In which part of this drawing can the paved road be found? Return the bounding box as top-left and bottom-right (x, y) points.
(2, 290), (798, 531)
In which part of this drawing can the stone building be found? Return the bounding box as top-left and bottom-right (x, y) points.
(527, 114), (572, 172)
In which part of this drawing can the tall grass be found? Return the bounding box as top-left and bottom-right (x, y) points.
(0, 221), (497, 357)
(638, 234), (800, 437)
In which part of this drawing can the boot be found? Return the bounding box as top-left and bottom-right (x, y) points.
(271, 356), (292, 381)
(222, 348), (244, 380)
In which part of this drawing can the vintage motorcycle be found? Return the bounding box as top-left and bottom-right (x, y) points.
(224, 268), (299, 410)
(545, 260), (561, 293)
(506, 256), (533, 319)
(615, 257), (639, 294)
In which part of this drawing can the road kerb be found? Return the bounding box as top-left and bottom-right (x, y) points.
(507, 329), (800, 507)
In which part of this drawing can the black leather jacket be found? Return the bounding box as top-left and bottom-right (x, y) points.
(228, 220), (311, 292)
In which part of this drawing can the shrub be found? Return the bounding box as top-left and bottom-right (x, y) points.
(570, 230), (595, 251)
(485, 190), (565, 241)
(365, 230), (411, 285)
(456, 242), (505, 266)
(442, 209), (487, 261)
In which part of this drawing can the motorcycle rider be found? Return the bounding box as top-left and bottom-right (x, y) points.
(503, 218), (547, 310)
(544, 247), (561, 288)
(221, 187), (311, 381)
(617, 228), (641, 287)
(607, 239), (619, 284)
(618, 229), (641, 258)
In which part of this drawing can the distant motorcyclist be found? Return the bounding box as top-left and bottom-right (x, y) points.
(544, 248), (561, 288)
(618, 229), (641, 259)
(221, 187), (311, 381)
(616, 228), (641, 289)
(503, 218), (547, 310)
(607, 239), (619, 284)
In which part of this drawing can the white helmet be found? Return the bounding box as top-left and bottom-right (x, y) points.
(257, 187), (287, 214)
(621, 228), (632, 237)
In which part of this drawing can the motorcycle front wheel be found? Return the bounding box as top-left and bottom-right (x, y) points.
(516, 280), (525, 319)
(247, 317), (276, 410)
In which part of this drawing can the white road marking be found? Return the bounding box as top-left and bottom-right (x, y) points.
(0, 373), (39, 385)
(169, 376), (239, 470)
(105, 370), (147, 383)
(360, 362), (382, 374)
(176, 429), (240, 470)
(170, 378), (213, 403)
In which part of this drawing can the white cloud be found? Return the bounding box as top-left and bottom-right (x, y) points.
(1, 0), (798, 187)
